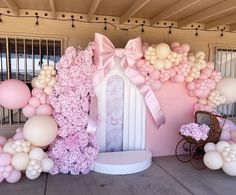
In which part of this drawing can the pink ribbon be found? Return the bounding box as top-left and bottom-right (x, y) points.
(93, 33), (165, 129)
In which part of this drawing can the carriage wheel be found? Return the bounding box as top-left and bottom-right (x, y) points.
(190, 144), (206, 170)
(175, 138), (194, 163)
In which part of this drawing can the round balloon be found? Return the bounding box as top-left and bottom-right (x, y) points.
(11, 153), (30, 171)
(216, 77), (236, 104)
(23, 115), (57, 147)
(0, 79), (31, 109)
(5, 169), (21, 183)
(203, 151), (223, 170)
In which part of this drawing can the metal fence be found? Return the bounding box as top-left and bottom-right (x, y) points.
(214, 47), (236, 116)
(0, 36), (62, 127)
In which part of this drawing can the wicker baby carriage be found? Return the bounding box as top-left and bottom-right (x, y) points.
(175, 110), (226, 170)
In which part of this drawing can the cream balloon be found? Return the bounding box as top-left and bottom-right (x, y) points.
(23, 115), (57, 147)
(11, 152), (30, 171)
(216, 77), (236, 104)
(155, 43), (170, 59)
(203, 151), (223, 170)
(25, 169), (41, 180)
(204, 143), (216, 152)
(3, 140), (15, 155)
(222, 161), (236, 176)
(41, 158), (54, 172)
(215, 141), (230, 153)
(29, 148), (45, 161)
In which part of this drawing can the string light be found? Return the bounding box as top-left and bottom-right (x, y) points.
(220, 29), (224, 37)
(71, 18), (75, 28)
(35, 16), (39, 25)
(168, 26), (172, 34)
(141, 24), (144, 32)
(0, 13), (235, 35)
(104, 21), (107, 30)
(195, 28), (198, 36)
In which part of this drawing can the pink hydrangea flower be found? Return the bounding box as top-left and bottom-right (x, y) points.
(48, 43), (98, 175)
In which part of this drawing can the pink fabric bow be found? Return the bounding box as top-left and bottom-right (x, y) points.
(92, 33), (165, 129)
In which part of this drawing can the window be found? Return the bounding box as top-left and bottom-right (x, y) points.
(214, 47), (236, 116)
(0, 37), (62, 126)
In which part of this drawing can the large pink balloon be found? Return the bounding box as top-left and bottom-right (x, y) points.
(5, 169), (21, 183)
(0, 79), (31, 109)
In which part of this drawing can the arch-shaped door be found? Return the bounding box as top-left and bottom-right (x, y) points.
(95, 64), (146, 152)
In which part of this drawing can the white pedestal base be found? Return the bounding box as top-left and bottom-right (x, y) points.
(94, 150), (152, 175)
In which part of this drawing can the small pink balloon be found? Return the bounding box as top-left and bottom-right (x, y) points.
(0, 146), (3, 153)
(5, 169), (21, 183)
(36, 104), (53, 115)
(206, 62), (214, 70)
(22, 105), (36, 118)
(181, 44), (190, 52)
(194, 89), (203, 98)
(170, 42), (180, 49)
(151, 80), (162, 91)
(3, 172), (10, 178)
(0, 79), (31, 109)
(174, 74), (185, 82)
(150, 70), (160, 79)
(29, 97), (40, 108)
(13, 128), (24, 140)
(0, 136), (7, 146)
(187, 82), (195, 90)
(31, 88), (44, 97)
(5, 165), (13, 172)
(136, 59), (144, 68)
(0, 153), (11, 166)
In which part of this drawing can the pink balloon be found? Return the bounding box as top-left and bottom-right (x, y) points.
(194, 89), (203, 98)
(170, 42), (180, 49)
(206, 62), (214, 70)
(0, 79), (31, 109)
(181, 44), (190, 52)
(29, 97), (40, 108)
(0, 146), (3, 153)
(174, 74), (185, 82)
(5, 169), (21, 183)
(31, 88), (43, 97)
(22, 105), (36, 118)
(151, 80), (162, 91)
(187, 82), (195, 90)
(36, 104), (53, 115)
(13, 128), (24, 140)
(150, 70), (160, 79)
(0, 153), (11, 166)
(0, 136), (7, 146)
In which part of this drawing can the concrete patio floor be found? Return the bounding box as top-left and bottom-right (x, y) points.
(0, 156), (235, 195)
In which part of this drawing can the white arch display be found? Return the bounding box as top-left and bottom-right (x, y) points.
(94, 62), (146, 152)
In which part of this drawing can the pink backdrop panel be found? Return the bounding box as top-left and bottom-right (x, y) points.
(146, 82), (197, 156)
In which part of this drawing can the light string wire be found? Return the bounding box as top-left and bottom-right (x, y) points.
(0, 13), (235, 35)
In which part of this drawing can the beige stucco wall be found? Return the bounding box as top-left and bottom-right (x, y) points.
(0, 16), (236, 59)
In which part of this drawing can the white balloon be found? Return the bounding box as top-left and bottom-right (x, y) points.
(155, 43), (170, 59)
(215, 141), (230, 152)
(204, 143), (216, 152)
(30, 148), (45, 161)
(23, 115), (57, 147)
(25, 169), (41, 180)
(41, 158), (54, 172)
(204, 151), (223, 170)
(216, 77), (236, 104)
(222, 161), (236, 176)
(11, 152), (30, 171)
(3, 140), (15, 155)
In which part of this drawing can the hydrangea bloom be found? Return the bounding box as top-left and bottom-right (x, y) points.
(48, 43), (99, 174)
(179, 123), (210, 141)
